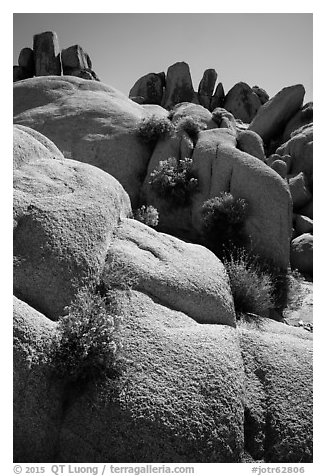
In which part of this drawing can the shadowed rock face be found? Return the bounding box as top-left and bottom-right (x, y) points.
(13, 65), (32, 82)
(33, 31), (62, 76)
(252, 85), (269, 105)
(224, 82), (261, 123)
(163, 62), (196, 109)
(129, 72), (165, 105)
(198, 68), (218, 109)
(18, 47), (35, 75)
(290, 233), (313, 276)
(61, 44), (91, 71)
(249, 84), (305, 143)
(13, 292), (312, 463)
(210, 82), (225, 110)
(282, 102), (313, 143)
(14, 31), (100, 83)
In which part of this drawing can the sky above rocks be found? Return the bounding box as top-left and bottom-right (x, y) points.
(13, 12), (313, 104)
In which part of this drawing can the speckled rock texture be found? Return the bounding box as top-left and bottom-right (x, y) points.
(13, 75), (157, 206)
(13, 294), (312, 463)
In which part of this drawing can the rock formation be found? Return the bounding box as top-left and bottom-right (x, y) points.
(163, 62), (197, 109)
(14, 76), (294, 270)
(142, 110), (291, 270)
(267, 123), (313, 276)
(33, 31), (62, 76)
(198, 68), (218, 109)
(12, 56), (313, 463)
(252, 85), (269, 104)
(248, 84), (305, 143)
(210, 82), (225, 110)
(13, 76), (153, 206)
(13, 125), (312, 462)
(129, 72), (166, 105)
(223, 82), (261, 123)
(13, 31), (100, 82)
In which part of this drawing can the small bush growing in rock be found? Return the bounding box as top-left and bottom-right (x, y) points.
(201, 192), (249, 257)
(136, 115), (175, 144)
(133, 205), (159, 228)
(51, 282), (122, 383)
(149, 157), (199, 207)
(175, 115), (207, 143)
(224, 249), (275, 318)
(51, 263), (137, 383)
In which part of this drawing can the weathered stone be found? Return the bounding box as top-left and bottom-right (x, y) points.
(13, 125), (131, 319)
(267, 153), (292, 173)
(298, 200), (313, 220)
(210, 82), (225, 111)
(270, 159), (287, 178)
(249, 85), (305, 143)
(33, 31), (62, 76)
(266, 154), (279, 167)
(89, 69), (100, 81)
(129, 72), (165, 105)
(211, 107), (238, 134)
(224, 82), (261, 123)
(198, 68), (217, 109)
(239, 318), (312, 462)
(18, 47), (35, 75)
(295, 214), (313, 236)
(236, 130), (265, 161)
(15, 290), (312, 462)
(105, 218), (236, 326)
(141, 131), (197, 241)
(13, 76), (153, 206)
(276, 124), (313, 178)
(282, 102), (313, 143)
(279, 154), (292, 174)
(65, 69), (94, 80)
(252, 85), (269, 104)
(290, 233), (313, 276)
(171, 102), (217, 130)
(13, 65), (30, 82)
(129, 95), (145, 104)
(13, 124), (64, 167)
(234, 119), (249, 132)
(208, 144), (292, 268)
(289, 172), (312, 210)
(163, 62), (196, 109)
(61, 44), (90, 72)
(13, 296), (62, 462)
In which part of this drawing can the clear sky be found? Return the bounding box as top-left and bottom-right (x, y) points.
(13, 13), (313, 103)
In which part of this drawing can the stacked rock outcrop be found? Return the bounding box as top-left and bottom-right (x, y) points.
(13, 31), (99, 82)
(14, 76), (292, 271)
(13, 124), (312, 463)
(129, 62), (268, 118)
(267, 122), (313, 277)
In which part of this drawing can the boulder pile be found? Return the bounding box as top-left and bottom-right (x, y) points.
(129, 62), (269, 121)
(13, 31), (100, 82)
(13, 126), (312, 463)
(13, 52), (313, 463)
(14, 76), (292, 270)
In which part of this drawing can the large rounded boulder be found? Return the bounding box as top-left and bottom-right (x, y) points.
(14, 293), (312, 463)
(14, 125), (131, 319)
(13, 125), (235, 326)
(13, 75), (157, 206)
(143, 124), (292, 269)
